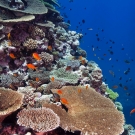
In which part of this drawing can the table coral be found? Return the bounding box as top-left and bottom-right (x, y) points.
(0, 88), (23, 128)
(49, 86), (124, 135)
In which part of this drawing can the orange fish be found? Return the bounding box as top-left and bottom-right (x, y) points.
(78, 89), (81, 93)
(130, 108), (135, 115)
(86, 85), (88, 89)
(81, 59), (86, 65)
(47, 46), (52, 51)
(112, 85), (118, 89)
(60, 98), (68, 105)
(27, 64), (37, 70)
(7, 33), (11, 40)
(13, 73), (19, 77)
(66, 66), (71, 71)
(35, 77), (40, 82)
(57, 89), (63, 95)
(124, 86), (128, 90)
(7, 40), (12, 46)
(32, 53), (41, 60)
(79, 56), (83, 60)
(50, 77), (55, 82)
(9, 53), (16, 59)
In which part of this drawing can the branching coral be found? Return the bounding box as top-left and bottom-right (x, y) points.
(50, 68), (79, 84)
(40, 52), (54, 65)
(23, 38), (38, 49)
(17, 107), (60, 132)
(49, 86), (124, 135)
(0, 88), (23, 127)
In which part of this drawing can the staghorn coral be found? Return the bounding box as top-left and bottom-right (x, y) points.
(17, 107), (60, 132)
(50, 86), (124, 135)
(40, 52), (54, 64)
(0, 88), (23, 127)
(23, 38), (37, 49)
(50, 68), (79, 84)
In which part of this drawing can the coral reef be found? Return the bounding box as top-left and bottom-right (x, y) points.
(49, 86), (124, 135)
(0, 88), (23, 128)
(0, 0), (129, 134)
(17, 107), (60, 132)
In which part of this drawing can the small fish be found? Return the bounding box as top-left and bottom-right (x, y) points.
(50, 77), (55, 82)
(60, 98), (69, 105)
(27, 64), (37, 70)
(109, 70), (114, 76)
(65, 66), (71, 71)
(57, 89), (63, 95)
(86, 85), (88, 89)
(9, 83), (17, 90)
(130, 108), (135, 115)
(87, 28), (93, 30)
(81, 59), (86, 65)
(124, 86), (128, 90)
(32, 53), (41, 60)
(79, 56), (83, 60)
(112, 85), (118, 89)
(94, 54), (96, 56)
(119, 83), (122, 87)
(13, 73), (19, 77)
(35, 77), (40, 82)
(9, 53), (16, 59)
(47, 46), (52, 51)
(78, 89), (81, 93)
(7, 33), (11, 40)
(7, 40), (12, 46)
(124, 60), (130, 64)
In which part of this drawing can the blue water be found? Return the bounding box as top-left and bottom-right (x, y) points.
(58, 0), (135, 127)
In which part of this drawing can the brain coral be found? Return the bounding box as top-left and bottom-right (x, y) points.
(50, 68), (79, 84)
(49, 86), (124, 135)
(17, 107), (60, 132)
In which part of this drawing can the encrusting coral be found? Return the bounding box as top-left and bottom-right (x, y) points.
(0, 88), (23, 128)
(49, 86), (124, 135)
(17, 107), (60, 132)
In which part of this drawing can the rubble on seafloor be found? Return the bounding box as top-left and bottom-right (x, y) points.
(0, 0), (134, 135)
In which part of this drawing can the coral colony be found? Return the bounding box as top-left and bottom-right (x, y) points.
(0, 0), (134, 135)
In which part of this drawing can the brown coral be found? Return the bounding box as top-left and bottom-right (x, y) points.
(23, 38), (37, 49)
(40, 52), (54, 64)
(17, 107), (60, 132)
(0, 88), (23, 127)
(43, 80), (65, 94)
(49, 86), (124, 135)
(29, 26), (45, 39)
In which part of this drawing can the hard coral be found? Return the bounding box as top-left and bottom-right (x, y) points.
(23, 38), (38, 49)
(17, 107), (60, 132)
(0, 88), (23, 128)
(50, 68), (79, 84)
(40, 52), (54, 65)
(50, 86), (124, 135)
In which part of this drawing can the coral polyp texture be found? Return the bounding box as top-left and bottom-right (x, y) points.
(0, 0), (127, 134)
(0, 88), (23, 127)
(17, 107), (60, 132)
(50, 86), (124, 135)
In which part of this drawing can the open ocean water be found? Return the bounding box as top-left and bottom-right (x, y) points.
(58, 0), (135, 128)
